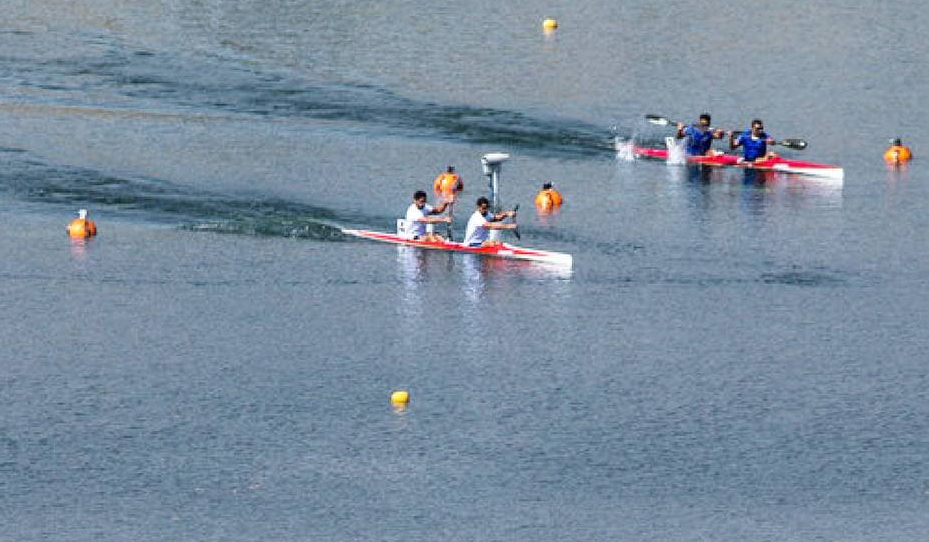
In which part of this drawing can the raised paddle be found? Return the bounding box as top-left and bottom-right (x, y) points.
(644, 114), (808, 150)
(728, 130), (808, 150)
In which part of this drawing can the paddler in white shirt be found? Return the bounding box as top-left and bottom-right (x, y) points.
(405, 190), (454, 242)
(463, 196), (517, 247)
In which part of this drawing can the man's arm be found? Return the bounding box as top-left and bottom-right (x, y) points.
(490, 210), (516, 222)
(428, 196), (455, 215)
(729, 133), (741, 150)
(417, 215), (451, 224)
(484, 221), (517, 231)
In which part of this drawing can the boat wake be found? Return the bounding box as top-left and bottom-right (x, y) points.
(0, 29), (620, 160)
(0, 147), (367, 241)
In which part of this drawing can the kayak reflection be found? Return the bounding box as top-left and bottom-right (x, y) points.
(394, 245), (571, 303)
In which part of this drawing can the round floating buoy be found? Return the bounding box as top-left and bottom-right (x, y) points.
(67, 209), (97, 238)
(433, 165), (462, 196)
(542, 18), (558, 31)
(534, 182), (563, 213)
(390, 390), (410, 407)
(535, 191), (554, 211)
(884, 138), (912, 164)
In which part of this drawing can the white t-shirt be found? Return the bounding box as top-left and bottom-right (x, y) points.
(405, 202), (434, 238)
(464, 210), (493, 246)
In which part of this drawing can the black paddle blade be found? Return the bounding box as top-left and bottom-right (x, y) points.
(512, 204), (520, 239)
(446, 198), (456, 241)
(779, 139), (808, 150)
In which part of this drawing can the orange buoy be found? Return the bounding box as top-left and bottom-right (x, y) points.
(884, 139), (912, 164)
(534, 182), (562, 213)
(535, 191), (554, 210)
(433, 165), (462, 196)
(67, 209), (97, 238)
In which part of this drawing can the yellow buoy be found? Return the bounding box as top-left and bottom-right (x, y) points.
(542, 18), (558, 31)
(390, 390), (410, 406)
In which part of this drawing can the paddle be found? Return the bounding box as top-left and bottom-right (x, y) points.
(511, 204), (520, 240)
(729, 131), (807, 150)
(644, 114), (808, 150)
(445, 193), (455, 242)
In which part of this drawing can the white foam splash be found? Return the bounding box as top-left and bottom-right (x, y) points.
(665, 136), (686, 165)
(614, 137), (635, 162)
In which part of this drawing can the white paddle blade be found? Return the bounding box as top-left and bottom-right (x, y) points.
(645, 114), (672, 126)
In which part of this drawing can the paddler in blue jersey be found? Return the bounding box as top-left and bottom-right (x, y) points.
(675, 113), (725, 156)
(405, 190), (454, 242)
(730, 119), (776, 162)
(463, 196), (517, 247)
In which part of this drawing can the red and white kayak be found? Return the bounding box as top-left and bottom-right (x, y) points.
(633, 146), (844, 181)
(342, 228), (573, 267)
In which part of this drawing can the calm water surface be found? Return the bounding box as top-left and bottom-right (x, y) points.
(1, 1), (927, 540)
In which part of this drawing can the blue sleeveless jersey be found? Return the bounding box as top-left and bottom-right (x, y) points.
(683, 125), (715, 156)
(736, 131), (770, 161)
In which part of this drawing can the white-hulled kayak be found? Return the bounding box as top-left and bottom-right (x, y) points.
(342, 228), (573, 267)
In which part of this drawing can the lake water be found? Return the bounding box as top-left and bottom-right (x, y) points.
(1, 1), (927, 541)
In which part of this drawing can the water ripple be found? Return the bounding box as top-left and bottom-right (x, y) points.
(1, 34), (617, 158)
